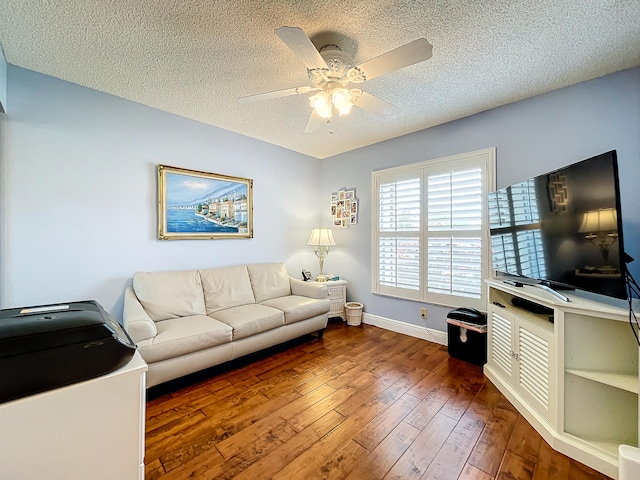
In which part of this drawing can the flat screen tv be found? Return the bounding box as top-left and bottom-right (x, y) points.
(488, 150), (629, 300)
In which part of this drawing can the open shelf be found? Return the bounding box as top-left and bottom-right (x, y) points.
(489, 287), (554, 334)
(563, 432), (620, 458)
(564, 372), (638, 447)
(564, 311), (638, 388)
(565, 368), (638, 393)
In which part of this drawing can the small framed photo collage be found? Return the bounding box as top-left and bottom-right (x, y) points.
(331, 188), (358, 228)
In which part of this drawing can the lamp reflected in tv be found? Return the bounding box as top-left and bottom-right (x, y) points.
(579, 208), (618, 264)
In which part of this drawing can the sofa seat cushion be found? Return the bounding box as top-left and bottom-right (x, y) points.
(133, 270), (206, 321)
(210, 304), (284, 340)
(137, 315), (232, 364)
(260, 296), (330, 325)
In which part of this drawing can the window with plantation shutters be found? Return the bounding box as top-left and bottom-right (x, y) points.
(372, 148), (496, 309)
(377, 174), (422, 298)
(426, 168), (483, 299)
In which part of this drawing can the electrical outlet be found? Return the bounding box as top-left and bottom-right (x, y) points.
(420, 308), (427, 319)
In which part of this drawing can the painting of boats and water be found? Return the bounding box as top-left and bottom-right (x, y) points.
(157, 165), (253, 240)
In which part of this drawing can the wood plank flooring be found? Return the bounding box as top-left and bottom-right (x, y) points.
(144, 320), (612, 480)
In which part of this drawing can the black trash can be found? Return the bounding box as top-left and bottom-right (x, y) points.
(447, 307), (487, 366)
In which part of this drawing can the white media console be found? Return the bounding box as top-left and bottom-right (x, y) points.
(485, 278), (639, 479)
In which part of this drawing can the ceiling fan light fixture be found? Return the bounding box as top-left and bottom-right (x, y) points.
(337, 103), (353, 116)
(310, 87), (356, 118)
(309, 91), (332, 118)
(332, 88), (351, 108)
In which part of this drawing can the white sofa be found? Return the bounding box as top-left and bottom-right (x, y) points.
(123, 263), (330, 387)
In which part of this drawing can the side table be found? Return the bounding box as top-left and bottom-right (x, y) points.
(316, 279), (347, 320)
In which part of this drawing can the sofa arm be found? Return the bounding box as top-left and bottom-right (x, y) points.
(290, 277), (328, 299)
(123, 286), (157, 343)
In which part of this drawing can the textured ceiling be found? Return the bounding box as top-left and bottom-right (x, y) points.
(1, 1), (639, 159)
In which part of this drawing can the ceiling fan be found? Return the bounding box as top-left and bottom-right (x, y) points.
(239, 27), (433, 133)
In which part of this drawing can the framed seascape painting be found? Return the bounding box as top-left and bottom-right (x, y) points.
(157, 165), (253, 240)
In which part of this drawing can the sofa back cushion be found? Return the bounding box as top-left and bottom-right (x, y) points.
(200, 265), (256, 314)
(246, 263), (291, 303)
(133, 270), (206, 322)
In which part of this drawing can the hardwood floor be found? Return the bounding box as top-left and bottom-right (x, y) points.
(144, 320), (612, 480)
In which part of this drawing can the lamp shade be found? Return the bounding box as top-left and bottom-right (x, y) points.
(307, 228), (336, 246)
(579, 208), (618, 233)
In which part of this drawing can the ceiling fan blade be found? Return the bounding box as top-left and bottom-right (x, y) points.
(238, 86), (317, 104)
(304, 110), (325, 133)
(275, 26), (328, 70)
(353, 91), (401, 118)
(356, 38), (433, 81)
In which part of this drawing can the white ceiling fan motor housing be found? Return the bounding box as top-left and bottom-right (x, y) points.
(308, 45), (365, 87)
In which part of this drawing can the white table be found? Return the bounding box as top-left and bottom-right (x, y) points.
(0, 351), (148, 480)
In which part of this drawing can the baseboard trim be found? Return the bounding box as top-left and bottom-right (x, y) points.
(362, 313), (448, 346)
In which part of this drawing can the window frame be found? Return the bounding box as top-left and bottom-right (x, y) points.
(371, 148), (496, 310)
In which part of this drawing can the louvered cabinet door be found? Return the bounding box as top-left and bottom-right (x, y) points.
(487, 303), (556, 424)
(515, 321), (555, 419)
(488, 309), (516, 383)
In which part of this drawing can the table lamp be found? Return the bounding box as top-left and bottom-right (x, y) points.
(307, 227), (336, 281)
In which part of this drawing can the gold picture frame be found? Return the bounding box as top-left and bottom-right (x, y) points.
(157, 165), (253, 240)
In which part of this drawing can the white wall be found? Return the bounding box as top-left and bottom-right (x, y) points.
(321, 67), (640, 331)
(0, 66), (322, 320)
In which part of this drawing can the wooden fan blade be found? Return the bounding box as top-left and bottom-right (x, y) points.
(275, 26), (328, 70)
(238, 86), (317, 104)
(357, 38), (433, 81)
(304, 110), (325, 133)
(353, 91), (401, 118)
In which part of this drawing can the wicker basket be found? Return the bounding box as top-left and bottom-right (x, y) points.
(345, 302), (363, 326)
